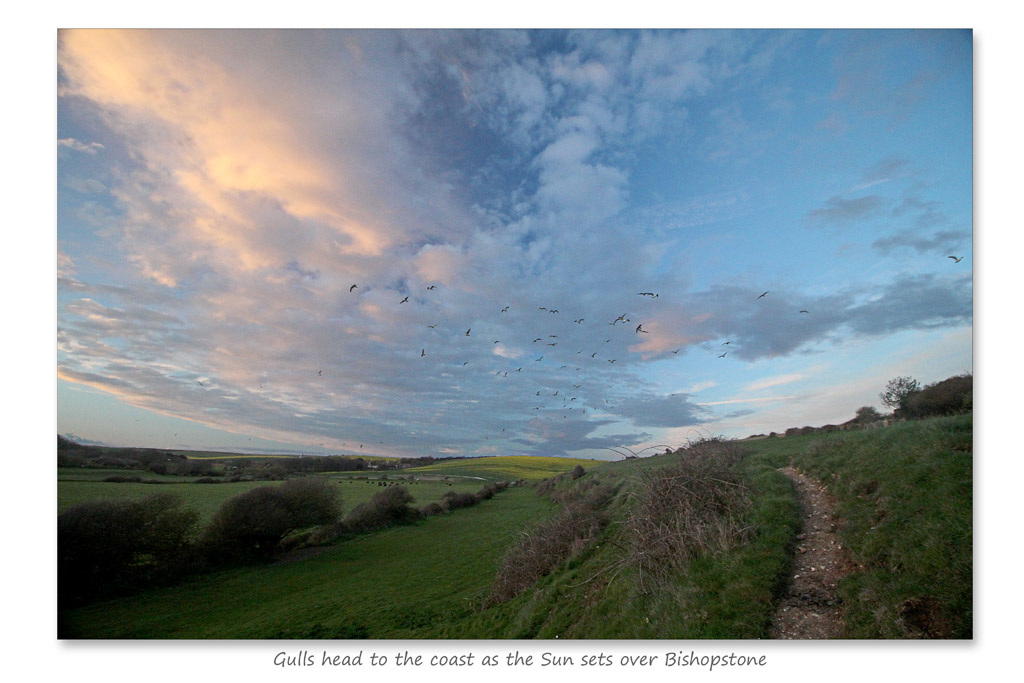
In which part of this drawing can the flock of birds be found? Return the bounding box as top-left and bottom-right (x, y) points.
(199, 254), (966, 457)
(323, 280), (815, 450)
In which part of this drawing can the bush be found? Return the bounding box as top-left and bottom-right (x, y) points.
(488, 505), (608, 606)
(571, 464), (585, 479)
(201, 478), (340, 561)
(342, 485), (420, 534)
(441, 491), (478, 511)
(904, 374), (972, 418)
(59, 493), (199, 606)
(624, 439), (752, 593)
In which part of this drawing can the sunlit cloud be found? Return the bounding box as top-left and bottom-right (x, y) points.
(56, 29), (972, 458)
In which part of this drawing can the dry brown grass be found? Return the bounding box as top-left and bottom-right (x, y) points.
(624, 438), (752, 592)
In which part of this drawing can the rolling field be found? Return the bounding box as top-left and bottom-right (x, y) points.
(57, 417), (972, 639)
(402, 455), (598, 482)
(59, 484), (559, 638)
(58, 471), (487, 523)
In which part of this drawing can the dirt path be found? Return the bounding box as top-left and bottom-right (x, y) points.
(769, 466), (857, 639)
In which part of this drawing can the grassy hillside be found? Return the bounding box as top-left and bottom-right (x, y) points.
(58, 416), (972, 639)
(59, 485), (560, 638)
(787, 415), (972, 638)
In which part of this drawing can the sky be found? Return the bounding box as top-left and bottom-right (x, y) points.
(55, 28), (974, 460)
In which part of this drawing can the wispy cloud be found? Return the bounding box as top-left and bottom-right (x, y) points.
(58, 137), (104, 154)
(56, 29), (973, 456)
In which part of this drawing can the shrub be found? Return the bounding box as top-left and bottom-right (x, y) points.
(571, 464), (585, 479)
(201, 477), (340, 561)
(59, 493), (199, 606)
(343, 485), (420, 533)
(904, 374), (972, 418)
(624, 439), (752, 592)
(419, 502), (444, 517)
(440, 491), (478, 511)
(488, 505), (608, 606)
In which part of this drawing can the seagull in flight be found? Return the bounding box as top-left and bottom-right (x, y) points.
(399, 296), (409, 304)
(635, 324), (648, 334)
(722, 341), (731, 345)
(799, 310), (809, 314)
(465, 329), (471, 336)
(757, 291), (768, 299)
(427, 285), (437, 290)
(421, 349), (425, 357)
(349, 284), (358, 292)
(948, 255), (964, 263)
(501, 306), (510, 313)
(638, 292), (658, 297)
(719, 352), (728, 358)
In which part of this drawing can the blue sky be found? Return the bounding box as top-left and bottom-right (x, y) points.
(55, 29), (973, 459)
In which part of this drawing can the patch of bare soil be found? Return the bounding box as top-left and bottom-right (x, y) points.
(769, 466), (858, 639)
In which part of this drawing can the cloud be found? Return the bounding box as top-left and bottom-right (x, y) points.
(872, 228), (968, 256)
(58, 137), (104, 154)
(612, 392), (714, 428)
(855, 155), (912, 190)
(743, 373), (805, 392)
(805, 195), (887, 227)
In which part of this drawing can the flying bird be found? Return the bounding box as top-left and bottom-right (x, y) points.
(399, 296), (409, 304)
(799, 310), (809, 314)
(465, 329), (471, 336)
(948, 256), (963, 263)
(719, 352), (728, 358)
(421, 349), (425, 357)
(671, 349), (679, 354)
(635, 324), (648, 334)
(501, 306), (510, 312)
(533, 338), (543, 343)
(426, 285), (437, 290)
(757, 291), (768, 299)
(722, 341), (731, 345)
(349, 284), (358, 292)
(428, 324), (437, 328)
(638, 292), (658, 297)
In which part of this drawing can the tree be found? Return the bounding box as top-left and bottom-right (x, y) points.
(880, 376), (922, 411)
(854, 406), (882, 423)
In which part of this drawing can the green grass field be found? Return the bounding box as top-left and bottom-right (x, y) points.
(58, 485), (559, 638)
(58, 417), (972, 639)
(58, 473), (488, 524)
